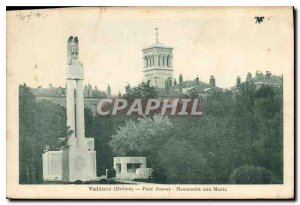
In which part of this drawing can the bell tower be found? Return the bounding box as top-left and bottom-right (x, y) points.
(142, 28), (173, 88)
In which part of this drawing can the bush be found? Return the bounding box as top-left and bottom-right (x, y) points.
(74, 180), (83, 184)
(149, 170), (167, 183)
(157, 139), (211, 184)
(107, 167), (116, 180)
(99, 179), (108, 184)
(229, 165), (274, 184)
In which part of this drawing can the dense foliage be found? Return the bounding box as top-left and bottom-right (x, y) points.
(124, 82), (158, 101)
(110, 115), (173, 156)
(19, 81), (283, 184)
(110, 82), (283, 184)
(229, 165), (274, 184)
(19, 84), (71, 184)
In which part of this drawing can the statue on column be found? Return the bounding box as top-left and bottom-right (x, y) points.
(67, 36), (79, 65)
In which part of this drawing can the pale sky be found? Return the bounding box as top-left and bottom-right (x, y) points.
(7, 7), (293, 94)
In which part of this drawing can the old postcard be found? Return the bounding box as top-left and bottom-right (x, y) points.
(6, 7), (294, 199)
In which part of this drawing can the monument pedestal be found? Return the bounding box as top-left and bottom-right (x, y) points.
(42, 150), (63, 181)
(43, 138), (97, 182)
(62, 146), (97, 182)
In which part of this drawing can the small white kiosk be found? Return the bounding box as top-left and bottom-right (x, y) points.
(113, 157), (153, 180)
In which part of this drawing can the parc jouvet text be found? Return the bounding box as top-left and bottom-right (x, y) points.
(89, 186), (227, 192)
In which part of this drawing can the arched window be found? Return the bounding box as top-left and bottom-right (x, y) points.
(162, 55), (165, 66)
(167, 55), (170, 67)
(158, 55), (161, 66)
(145, 56), (148, 67)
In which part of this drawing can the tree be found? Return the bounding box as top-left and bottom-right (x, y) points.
(229, 165), (274, 184)
(107, 83), (283, 184)
(231, 84), (283, 182)
(19, 84), (71, 183)
(169, 114), (238, 183)
(35, 100), (71, 151)
(173, 79), (177, 86)
(202, 91), (235, 116)
(124, 81), (157, 101)
(179, 74), (183, 85)
(91, 115), (115, 176)
(107, 167), (116, 181)
(88, 110), (138, 176)
(165, 80), (170, 95)
(156, 139), (211, 184)
(19, 84), (37, 183)
(85, 107), (94, 138)
(253, 85), (283, 181)
(110, 115), (173, 156)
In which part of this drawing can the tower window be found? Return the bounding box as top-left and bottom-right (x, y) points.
(158, 55), (161, 66)
(167, 55), (170, 67)
(148, 56), (151, 67)
(145, 56), (148, 67)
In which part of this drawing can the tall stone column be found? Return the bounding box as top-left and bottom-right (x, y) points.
(76, 79), (85, 148)
(66, 79), (76, 141)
